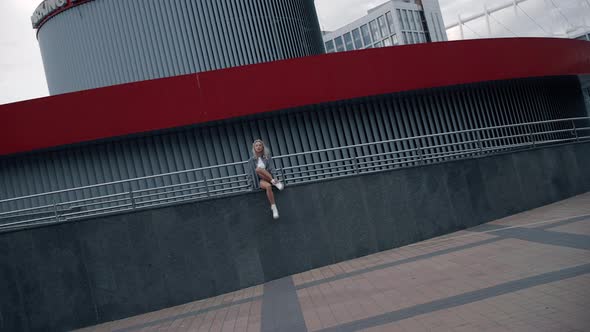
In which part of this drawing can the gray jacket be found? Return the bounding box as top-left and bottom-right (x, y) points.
(248, 156), (276, 189)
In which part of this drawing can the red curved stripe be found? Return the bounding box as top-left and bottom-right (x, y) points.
(1, 38), (589, 156)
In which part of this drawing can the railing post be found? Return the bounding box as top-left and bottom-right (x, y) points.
(417, 147), (425, 164)
(203, 177), (210, 197)
(52, 197), (59, 222)
(350, 148), (360, 174)
(129, 186), (136, 209)
(352, 157), (359, 174)
(246, 173), (253, 191)
(476, 130), (483, 154)
(416, 140), (425, 165)
(572, 120), (579, 142)
(527, 125), (536, 148)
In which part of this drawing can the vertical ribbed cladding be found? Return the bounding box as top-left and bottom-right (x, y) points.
(0, 77), (586, 212)
(36, 0), (324, 95)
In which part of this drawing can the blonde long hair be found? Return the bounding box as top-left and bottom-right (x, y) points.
(251, 139), (270, 159)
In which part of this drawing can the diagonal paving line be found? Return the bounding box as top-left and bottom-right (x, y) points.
(261, 276), (307, 332)
(536, 214), (590, 230)
(297, 214), (590, 290)
(112, 295), (263, 332)
(491, 227), (590, 251)
(432, 213), (590, 244)
(296, 237), (501, 290)
(317, 263), (590, 332)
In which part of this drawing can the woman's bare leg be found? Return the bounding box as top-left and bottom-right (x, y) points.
(260, 180), (275, 205)
(256, 168), (274, 182)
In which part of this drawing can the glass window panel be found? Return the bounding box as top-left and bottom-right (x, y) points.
(402, 32), (408, 44)
(334, 36), (345, 52)
(343, 32), (354, 51)
(374, 41), (383, 48)
(409, 11), (416, 30)
(392, 34), (399, 45)
(414, 11), (423, 31)
(402, 10), (409, 30)
(397, 10), (403, 30)
(324, 40), (335, 53)
(419, 33), (425, 43)
(385, 11), (395, 33)
(414, 32), (419, 43)
(360, 24), (372, 45)
(377, 15), (388, 37)
(352, 28), (363, 49)
(383, 37), (392, 46)
(407, 31), (414, 44)
(369, 20), (381, 41)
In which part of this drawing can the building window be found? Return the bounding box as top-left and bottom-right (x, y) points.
(396, 10), (403, 30)
(409, 11), (417, 30)
(369, 20), (381, 41)
(402, 32), (408, 44)
(385, 11), (395, 34)
(383, 37), (392, 46)
(419, 32), (425, 43)
(352, 28), (363, 49)
(360, 24), (372, 46)
(392, 34), (399, 45)
(374, 41), (383, 48)
(414, 11), (423, 31)
(334, 36), (345, 52)
(324, 40), (335, 53)
(378, 15), (388, 36)
(402, 10), (410, 30)
(343, 32), (354, 51)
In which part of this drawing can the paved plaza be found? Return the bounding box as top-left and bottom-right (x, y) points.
(77, 193), (590, 332)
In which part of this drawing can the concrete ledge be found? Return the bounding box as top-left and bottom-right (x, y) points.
(1, 142), (589, 332)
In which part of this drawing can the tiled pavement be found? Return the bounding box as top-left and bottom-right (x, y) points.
(76, 193), (590, 332)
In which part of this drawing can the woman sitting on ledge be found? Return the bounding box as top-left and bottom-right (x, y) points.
(249, 139), (284, 219)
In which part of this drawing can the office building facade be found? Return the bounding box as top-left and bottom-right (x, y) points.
(322, 0), (447, 53)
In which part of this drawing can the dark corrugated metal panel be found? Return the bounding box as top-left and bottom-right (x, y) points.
(37, 0), (324, 95)
(0, 77), (586, 210)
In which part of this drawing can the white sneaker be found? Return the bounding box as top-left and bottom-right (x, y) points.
(271, 204), (279, 220)
(271, 179), (284, 191)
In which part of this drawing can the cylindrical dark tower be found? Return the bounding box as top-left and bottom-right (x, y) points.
(33, 0), (325, 95)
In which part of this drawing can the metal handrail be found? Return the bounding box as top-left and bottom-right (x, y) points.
(1, 117), (589, 232)
(0, 160), (249, 204)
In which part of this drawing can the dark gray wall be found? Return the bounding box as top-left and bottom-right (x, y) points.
(1, 142), (589, 332)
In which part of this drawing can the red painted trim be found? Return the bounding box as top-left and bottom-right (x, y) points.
(34, 0), (94, 31)
(1, 38), (590, 156)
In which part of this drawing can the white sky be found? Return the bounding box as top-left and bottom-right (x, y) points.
(0, 0), (589, 105)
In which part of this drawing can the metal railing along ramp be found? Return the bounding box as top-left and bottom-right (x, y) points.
(1, 117), (589, 233)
